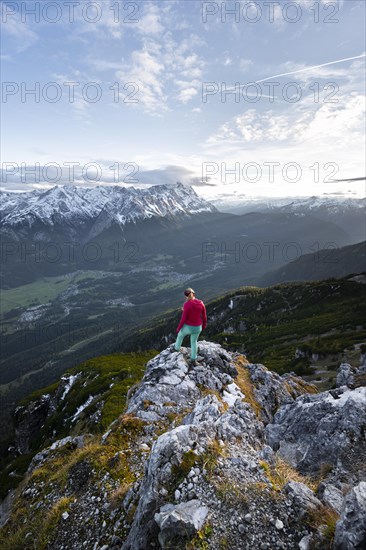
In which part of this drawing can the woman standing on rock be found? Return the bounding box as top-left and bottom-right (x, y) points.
(173, 288), (207, 366)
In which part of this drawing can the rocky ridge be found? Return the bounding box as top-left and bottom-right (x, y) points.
(1, 342), (366, 549)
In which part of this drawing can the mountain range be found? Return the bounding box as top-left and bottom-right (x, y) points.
(2, 186), (364, 237)
(211, 193), (366, 244)
(1, 184), (362, 290)
(0, 183), (217, 240)
(210, 193), (365, 214)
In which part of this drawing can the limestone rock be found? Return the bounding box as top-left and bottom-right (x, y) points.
(5, 341), (366, 550)
(154, 500), (209, 547)
(298, 534), (313, 550)
(317, 482), (344, 513)
(245, 362), (317, 424)
(333, 482), (366, 549)
(336, 363), (355, 388)
(14, 394), (56, 454)
(266, 386), (366, 475)
(284, 481), (322, 518)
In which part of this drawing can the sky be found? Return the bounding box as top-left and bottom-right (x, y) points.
(1, 0), (365, 199)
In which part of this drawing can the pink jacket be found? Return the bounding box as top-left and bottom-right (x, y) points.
(176, 298), (207, 332)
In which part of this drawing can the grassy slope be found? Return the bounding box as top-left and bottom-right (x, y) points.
(206, 278), (366, 373)
(0, 350), (157, 500)
(0, 271), (114, 316)
(259, 241), (366, 286)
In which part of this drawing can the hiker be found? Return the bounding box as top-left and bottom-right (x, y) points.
(174, 288), (207, 366)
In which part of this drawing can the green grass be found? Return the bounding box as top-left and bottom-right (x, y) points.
(0, 421), (145, 549)
(0, 349), (157, 500)
(0, 270), (113, 316)
(203, 279), (366, 374)
(0, 494), (74, 550)
(0, 405), (152, 549)
(1, 276), (69, 314)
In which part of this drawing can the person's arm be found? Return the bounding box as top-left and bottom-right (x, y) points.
(176, 302), (189, 332)
(201, 302), (207, 330)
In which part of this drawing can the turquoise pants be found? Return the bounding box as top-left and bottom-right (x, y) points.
(175, 324), (202, 360)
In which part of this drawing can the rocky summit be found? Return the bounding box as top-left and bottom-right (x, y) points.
(1, 341), (366, 549)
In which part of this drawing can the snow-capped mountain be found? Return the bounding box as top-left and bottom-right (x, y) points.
(0, 183), (217, 238)
(210, 193), (365, 215)
(209, 193), (365, 244)
(278, 195), (366, 214)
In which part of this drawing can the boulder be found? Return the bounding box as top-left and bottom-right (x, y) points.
(121, 423), (212, 550)
(27, 435), (89, 473)
(333, 482), (366, 549)
(317, 482), (344, 513)
(284, 481), (322, 518)
(298, 534), (313, 550)
(154, 500), (209, 547)
(266, 387), (366, 475)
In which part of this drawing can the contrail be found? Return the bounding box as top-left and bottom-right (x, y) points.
(253, 53), (366, 84)
(330, 177), (366, 182)
(223, 53), (366, 92)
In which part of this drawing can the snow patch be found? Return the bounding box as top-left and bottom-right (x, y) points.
(71, 395), (95, 422)
(61, 373), (81, 401)
(50, 436), (73, 450)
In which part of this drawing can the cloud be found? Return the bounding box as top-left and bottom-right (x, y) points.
(111, 30), (205, 113)
(272, 2), (286, 28)
(222, 51), (232, 66)
(135, 2), (164, 35)
(1, 2), (38, 52)
(132, 165), (212, 187)
(301, 94), (365, 145)
(177, 87), (199, 103)
(115, 46), (168, 113)
(205, 110), (303, 144)
(71, 0), (125, 39)
(205, 93), (365, 147)
(225, 54), (365, 104)
(82, 1), (206, 115)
